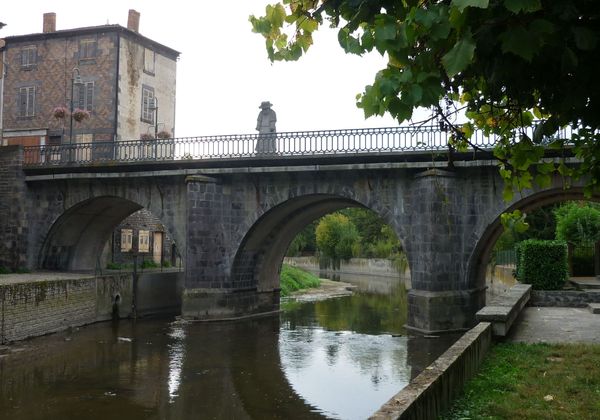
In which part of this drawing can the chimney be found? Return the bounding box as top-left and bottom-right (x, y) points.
(43, 13), (56, 33)
(127, 9), (140, 33)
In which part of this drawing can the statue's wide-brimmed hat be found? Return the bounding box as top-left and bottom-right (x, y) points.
(259, 101), (273, 109)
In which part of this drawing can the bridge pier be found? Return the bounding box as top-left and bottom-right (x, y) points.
(404, 169), (485, 333)
(182, 175), (280, 320)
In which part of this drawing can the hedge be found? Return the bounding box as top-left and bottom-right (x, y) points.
(515, 240), (568, 290)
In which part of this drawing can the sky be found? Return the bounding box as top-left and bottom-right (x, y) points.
(1, 1), (428, 137)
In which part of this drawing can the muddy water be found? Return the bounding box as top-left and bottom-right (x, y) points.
(0, 281), (458, 419)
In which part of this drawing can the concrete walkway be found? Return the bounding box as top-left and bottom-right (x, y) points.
(507, 307), (600, 344)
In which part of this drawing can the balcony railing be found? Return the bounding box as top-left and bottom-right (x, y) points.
(21, 125), (573, 167)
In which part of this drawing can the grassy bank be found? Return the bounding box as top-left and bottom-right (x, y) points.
(442, 342), (600, 419)
(280, 264), (321, 296)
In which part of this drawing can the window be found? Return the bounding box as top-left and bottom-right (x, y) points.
(144, 48), (155, 74)
(141, 87), (155, 124)
(18, 86), (36, 117)
(138, 230), (150, 253)
(121, 229), (133, 252)
(21, 46), (37, 68)
(77, 82), (94, 112)
(79, 39), (96, 60)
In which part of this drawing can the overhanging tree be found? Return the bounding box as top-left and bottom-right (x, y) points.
(250, 1), (600, 199)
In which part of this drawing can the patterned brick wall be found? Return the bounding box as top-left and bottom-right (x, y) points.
(2, 33), (119, 142)
(0, 146), (28, 270)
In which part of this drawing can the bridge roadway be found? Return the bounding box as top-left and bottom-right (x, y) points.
(0, 125), (587, 333)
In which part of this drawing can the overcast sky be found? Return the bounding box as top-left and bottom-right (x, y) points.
(1, 1), (428, 137)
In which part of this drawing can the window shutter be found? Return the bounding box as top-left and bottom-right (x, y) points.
(86, 83), (94, 111)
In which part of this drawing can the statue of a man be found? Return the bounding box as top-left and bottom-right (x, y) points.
(255, 101), (277, 153)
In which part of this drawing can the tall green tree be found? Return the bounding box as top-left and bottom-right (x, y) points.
(315, 213), (360, 261)
(251, 1), (600, 199)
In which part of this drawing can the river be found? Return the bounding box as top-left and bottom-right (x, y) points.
(0, 276), (458, 419)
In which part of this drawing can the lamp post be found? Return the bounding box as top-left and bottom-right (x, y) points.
(69, 67), (83, 144)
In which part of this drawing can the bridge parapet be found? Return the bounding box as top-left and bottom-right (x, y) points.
(21, 124), (573, 168)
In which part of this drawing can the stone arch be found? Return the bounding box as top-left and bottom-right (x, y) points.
(230, 193), (409, 293)
(39, 195), (182, 271)
(467, 187), (599, 292)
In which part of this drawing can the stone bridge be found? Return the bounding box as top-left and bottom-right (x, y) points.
(0, 126), (588, 333)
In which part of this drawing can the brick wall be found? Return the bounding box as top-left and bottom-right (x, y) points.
(0, 275), (132, 344)
(2, 33), (118, 141)
(0, 146), (28, 270)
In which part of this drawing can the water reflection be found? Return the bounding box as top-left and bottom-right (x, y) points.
(0, 282), (458, 419)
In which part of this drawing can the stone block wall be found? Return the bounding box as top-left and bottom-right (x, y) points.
(0, 275), (132, 344)
(0, 146), (28, 270)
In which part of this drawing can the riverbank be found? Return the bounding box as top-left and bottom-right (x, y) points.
(441, 341), (600, 419)
(285, 278), (356, 302)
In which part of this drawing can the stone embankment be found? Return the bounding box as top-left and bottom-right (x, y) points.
(0, 270), (182, 344)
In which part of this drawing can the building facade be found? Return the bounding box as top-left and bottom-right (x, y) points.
(0, 10), (179, 149)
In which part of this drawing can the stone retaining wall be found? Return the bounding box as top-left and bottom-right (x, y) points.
(530, 290), (600, 307)
(0, 271), (183, 343)
(371, 322), (492, 419)
(0, 275), (132, 343)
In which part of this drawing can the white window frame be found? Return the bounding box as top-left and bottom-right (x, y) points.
(18, 86), (36, 117)
(121, 229), (133, 252)
(138, 230), (150, 253)
(79, 39), (96, 60)
(21, 45), (37, 68)
(77, 81), (94, 112)
(141, 87), (155, 124)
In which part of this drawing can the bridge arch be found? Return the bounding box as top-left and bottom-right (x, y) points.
(468, 186), (599, 291)
(230, 193), (409, 293)
(39, 195), (182, 271)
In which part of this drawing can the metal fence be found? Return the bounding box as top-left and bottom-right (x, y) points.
(21, 124), (574, 167)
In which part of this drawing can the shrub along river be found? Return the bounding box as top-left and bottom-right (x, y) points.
(0, 274), (459, 419)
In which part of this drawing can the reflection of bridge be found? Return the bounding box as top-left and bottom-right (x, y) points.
(0, 125), (586, 333)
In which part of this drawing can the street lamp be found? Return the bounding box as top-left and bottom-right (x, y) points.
(69, 67), (83, 144)
(148, 97), (159, 138)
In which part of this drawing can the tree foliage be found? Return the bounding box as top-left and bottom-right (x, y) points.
(315, 213), (360, 261)
(251, 1), (600, 198)
(555, 202), (600, 247)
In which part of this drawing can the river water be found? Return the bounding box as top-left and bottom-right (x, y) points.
(0, 278), (458, 419)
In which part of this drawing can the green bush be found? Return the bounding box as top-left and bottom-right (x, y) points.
(280, 264), (321, 296)
(162, 260), (172, 268)
(555, 202), (600, 247)
(141, 260), (159, 269)
(515, 240), (568, 290)
(0, 266), (11, 275)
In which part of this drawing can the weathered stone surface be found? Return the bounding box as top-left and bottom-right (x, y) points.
(371, 322), (492, 420)
(476, 283), (531, 336)
(588, 303), (600, 314)
(530, 290), (600, 307)
(2, 146), (598, 332)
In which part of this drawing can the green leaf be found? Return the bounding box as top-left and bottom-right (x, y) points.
(503, 0), (541, 14)
(442, 37), (476, 78)
(572, 27), (599, 51)
(452, 0), (489, 13)
(499, 26), (536, 61)
(534, 173), (551, 188)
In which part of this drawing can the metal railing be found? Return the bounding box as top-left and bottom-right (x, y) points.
(21, 124), (574, 167)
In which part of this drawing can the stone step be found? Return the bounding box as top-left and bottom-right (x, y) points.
(570, 278), (600, 290)
(589, 303), (600, 314)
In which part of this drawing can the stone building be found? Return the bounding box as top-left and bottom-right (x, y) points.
(106, 209), (180, 268)
(0, 10), (179, 148)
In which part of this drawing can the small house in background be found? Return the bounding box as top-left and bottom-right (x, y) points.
(0, 10), (179, 150)
(104, 209), (180, 269)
